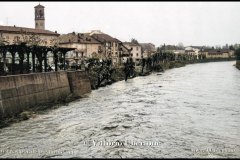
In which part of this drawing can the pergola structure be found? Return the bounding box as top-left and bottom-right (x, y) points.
(0, 43), (75, 76)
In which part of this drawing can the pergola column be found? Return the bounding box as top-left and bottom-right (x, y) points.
(63, 52), (66, 70)
(2, 49), (7, 74)
(11, 51), (16, 75)
(53, 51), (58, 72)
(26, 52), (30, 73)
(32, 52), (36, 73)
(19, 50), (25, 74)
(35, 49), (43, 73)
(38, 53), (43, 72)
(44, 51), (48, 72)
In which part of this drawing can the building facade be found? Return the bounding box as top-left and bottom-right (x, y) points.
(89, 30), (123, 65)
(140, 43), (156, 58)
(0, 25), (59, 46)
(123, 42), (142, 64)
(59, 30), (131, 66)
(0, 4), (61, 68)
(59, 32), (103, 66)
(206, 49), (231, 59)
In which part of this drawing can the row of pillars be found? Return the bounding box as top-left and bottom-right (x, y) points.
(0, 47), (68, 75)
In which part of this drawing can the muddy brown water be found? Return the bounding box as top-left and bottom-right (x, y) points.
(0, 61), (239, 158)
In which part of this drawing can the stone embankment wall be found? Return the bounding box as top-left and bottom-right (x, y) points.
(67, 71), (91, 98)
(0, 71), (91, 120)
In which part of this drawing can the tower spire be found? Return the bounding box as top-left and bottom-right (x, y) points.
(34, 3), (45, 30)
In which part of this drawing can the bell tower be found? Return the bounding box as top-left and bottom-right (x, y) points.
(34, 3), (45, 30)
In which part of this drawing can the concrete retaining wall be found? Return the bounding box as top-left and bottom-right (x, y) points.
(67, 71), (91, 98)
(0, 71), (71, 120)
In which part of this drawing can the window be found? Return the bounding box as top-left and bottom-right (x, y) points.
(39, 10), (43, 17)
(137, 53), (139, 57)
(14, 36), (20, 42)
(36, 23), (38, 27)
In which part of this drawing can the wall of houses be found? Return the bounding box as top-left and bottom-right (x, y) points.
(60, 43), (102, 59)
(86, 43), (102, 58)
(0, 70), (92, 120)
(131, 45), (141, 62)
(103, 42), (121, 65)
(206, 52), (229, 59)
(1, 32), (58, 46)
(123, 43), (142, 63)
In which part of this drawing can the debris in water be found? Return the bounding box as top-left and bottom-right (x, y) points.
(103, 125), (119, 130)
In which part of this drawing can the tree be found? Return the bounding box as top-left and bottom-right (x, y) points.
(131, 38), (139, 45)
(229, 45), (235, 51)
(177, 42), (184, 49)
(233, 43), (239, 50)
(215, 45), (221, 49)
(235, 48), (240, 60)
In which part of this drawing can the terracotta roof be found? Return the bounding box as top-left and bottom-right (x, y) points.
(208, 49), (230, 54)
(123, 42), (141, 46)
(59, 32), (101, 44)
(140, 43), (156, 52)
(34, 4), (44, 8)
(185, 50), (195, 52)
(91, 33), (121, 43)
(0, 25), (59, 36)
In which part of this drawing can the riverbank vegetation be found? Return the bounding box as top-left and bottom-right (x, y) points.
(85, 49), (235, 90)
(235, 48), (240, 70)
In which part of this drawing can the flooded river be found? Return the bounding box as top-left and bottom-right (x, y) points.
(0, 61), (239, 158)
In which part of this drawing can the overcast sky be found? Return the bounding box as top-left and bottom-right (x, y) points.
(0, 2), (240, 47)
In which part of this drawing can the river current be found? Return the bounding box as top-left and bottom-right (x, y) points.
(0, 61), (239, 158)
